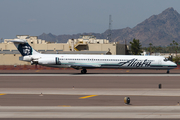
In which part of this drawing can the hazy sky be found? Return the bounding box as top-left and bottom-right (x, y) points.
(1, 0), (180, 39)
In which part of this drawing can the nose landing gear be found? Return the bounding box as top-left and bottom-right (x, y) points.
(167, 69), (169, 74)
(81, 69), (87, 74)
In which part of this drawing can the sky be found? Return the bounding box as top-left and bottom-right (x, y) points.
(1, 0), (180, 39)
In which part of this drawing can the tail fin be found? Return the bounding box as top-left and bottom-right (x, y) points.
(11, 39), (40, 56)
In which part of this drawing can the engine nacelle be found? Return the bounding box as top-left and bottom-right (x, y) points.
(19, 56), (32, 61)
(38, 57), (61, 65)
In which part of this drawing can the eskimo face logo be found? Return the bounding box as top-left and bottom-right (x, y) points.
(18, 43), (32, 56)
(22, 46), (31, 55)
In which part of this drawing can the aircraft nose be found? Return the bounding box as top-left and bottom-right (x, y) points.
(172, 62), (177, 67)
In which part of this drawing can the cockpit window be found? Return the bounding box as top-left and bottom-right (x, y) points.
(163, 58), (169, 62)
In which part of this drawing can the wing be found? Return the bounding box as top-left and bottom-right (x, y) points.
(70, 64), (101, 69)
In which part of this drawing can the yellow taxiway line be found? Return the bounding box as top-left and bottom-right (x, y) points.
(79, 95), (98, 99)
(0, 93), (6, 96)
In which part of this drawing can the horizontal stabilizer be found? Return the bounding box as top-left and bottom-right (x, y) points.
(10, 39), (27, 43)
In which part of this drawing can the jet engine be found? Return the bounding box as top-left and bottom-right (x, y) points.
(33, 57), (61, 65)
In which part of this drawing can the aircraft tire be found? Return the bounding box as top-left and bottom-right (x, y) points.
(84, 69), (87, 73)
(81, 69), (87, 74)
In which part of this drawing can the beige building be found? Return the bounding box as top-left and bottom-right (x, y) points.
(0, 35), (130, 65)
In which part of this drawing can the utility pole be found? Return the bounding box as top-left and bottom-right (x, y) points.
(107, 15), (112, 41)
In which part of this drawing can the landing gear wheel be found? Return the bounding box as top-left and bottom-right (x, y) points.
(167, 70), (169, 74)
(81, 69), (87, 74)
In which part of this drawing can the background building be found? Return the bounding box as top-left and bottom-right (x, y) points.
(0, 35), (130, 65)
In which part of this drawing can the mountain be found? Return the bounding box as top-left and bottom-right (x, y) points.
(39, 7), (180, 46)
(39, 32), (106, 43)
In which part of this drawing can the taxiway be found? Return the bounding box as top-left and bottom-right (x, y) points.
(0, 69), (180, 119)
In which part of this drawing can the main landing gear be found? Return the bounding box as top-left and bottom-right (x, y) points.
(81, 69), (87, 74)
(167, 69), (170, 74)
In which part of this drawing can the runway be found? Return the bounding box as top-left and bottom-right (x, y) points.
(0, 69), (180, 119)
(0, 68), (180, 74)
(1, 88), (180, 96)
(1, 106), (180, 119)
(0, 76), (180, 88)
(0, 94), (180, 106)
(1, 73), (180, 76)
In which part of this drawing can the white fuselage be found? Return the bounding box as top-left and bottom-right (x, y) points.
(22, 54), (177, 70)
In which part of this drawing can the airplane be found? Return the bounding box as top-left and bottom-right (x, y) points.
(11, 39), (177, 74)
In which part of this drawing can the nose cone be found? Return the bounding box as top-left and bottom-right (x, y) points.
(172, 62), (177, 68)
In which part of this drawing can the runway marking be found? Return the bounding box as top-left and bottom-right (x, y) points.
(79, 95), (98, 99)
(58, 105), (71, 107)
(0, 93), (6, 96)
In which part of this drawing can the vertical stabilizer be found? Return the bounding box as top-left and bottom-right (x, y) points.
(11, 39), (40, 56)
